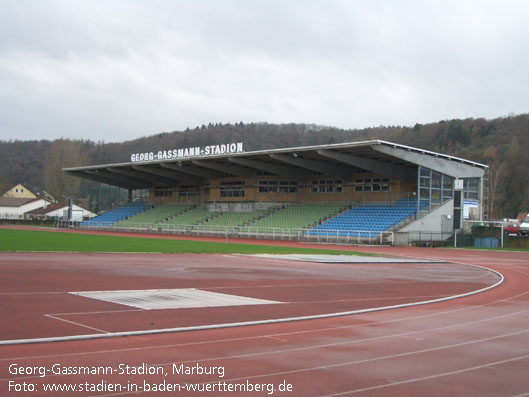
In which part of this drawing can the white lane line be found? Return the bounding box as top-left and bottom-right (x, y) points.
(511, 392), (529, 397)
(209, 280), (446, 290)
(322, 353), (529, 396)
(94, 330), (529, 397)
(0, 263), (504, 346)
(292, 294), (446, 304)
(44, 314), (108, 334)
(47, 309), (145, 316)
(6, 308), (528, 384)
(1, 269), (524, 362)
(0, 292), (64, 295)
(128, 310), (529, 371)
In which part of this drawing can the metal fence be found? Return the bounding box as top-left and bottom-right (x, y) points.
(64, 221), (394, 245)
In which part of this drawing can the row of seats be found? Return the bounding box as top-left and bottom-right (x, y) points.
(82, 200), (428, 235)
(242, 203), (347, 231)
(309, 199), (426, 236)
(156, 207), (217, 227)
(194, 209), (271, 229)
(116, 204), (189, 225)
(81, 202), (151, 226)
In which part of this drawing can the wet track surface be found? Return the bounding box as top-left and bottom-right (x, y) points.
(0, 243), (528, 396)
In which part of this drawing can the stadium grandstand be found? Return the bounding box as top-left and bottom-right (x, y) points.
(64, 140), (488, 245)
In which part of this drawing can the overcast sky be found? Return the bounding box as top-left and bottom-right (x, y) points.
(1, 0), (528, 142)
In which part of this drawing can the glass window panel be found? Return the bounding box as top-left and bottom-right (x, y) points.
(432, 172), (442, 188)
(443, 189), (453, 199)
(443, 176), (453, 189)
(468, 178), (479, 191)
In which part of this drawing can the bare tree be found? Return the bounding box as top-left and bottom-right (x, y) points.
(483, 145), (507, 220)
(42, 139), (85, 202)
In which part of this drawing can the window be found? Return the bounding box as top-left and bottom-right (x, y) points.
(443, 175), (453, 200)
(153, 186), (173, 197)
(354, 178), (390, 192)
(463, 178), (480, 200)
(178, 185), (198, 197)
(220, 181), (245, 198)
(311, 179), (343, 193)
(418, 167), (473, 212)
(259, 180), (298, 194)
(256, 170), (274, 176)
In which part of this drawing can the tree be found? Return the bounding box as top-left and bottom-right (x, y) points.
(42, 139), (85, 202)
(0, 168), (9, 195)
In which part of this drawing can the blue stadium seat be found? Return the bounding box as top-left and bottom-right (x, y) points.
(309, 199), (425, 237)
(81, 202), (151, 226)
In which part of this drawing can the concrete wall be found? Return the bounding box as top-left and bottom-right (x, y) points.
(395, 199), (454, 245)
(400, 199), (454, 233)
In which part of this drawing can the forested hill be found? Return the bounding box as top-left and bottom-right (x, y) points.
(0, 114), (528, 218)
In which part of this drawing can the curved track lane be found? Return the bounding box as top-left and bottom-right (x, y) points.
(0, 247), (528, 396)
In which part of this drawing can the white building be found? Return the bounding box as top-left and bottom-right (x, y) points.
(27, 203), (96, 221)
(0, 197), (50, 219)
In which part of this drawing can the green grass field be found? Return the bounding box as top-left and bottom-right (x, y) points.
(0, 229), (371, 255)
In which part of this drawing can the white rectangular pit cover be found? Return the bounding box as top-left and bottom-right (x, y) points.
(70, 288), (280, 310)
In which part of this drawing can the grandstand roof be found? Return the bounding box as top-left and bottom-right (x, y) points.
(63, 140), (488, 189)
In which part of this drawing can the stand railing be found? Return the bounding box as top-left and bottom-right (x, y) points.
(65, 221), (394, 245)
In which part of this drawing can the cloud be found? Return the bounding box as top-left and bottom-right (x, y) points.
(1, 0), (528, 141)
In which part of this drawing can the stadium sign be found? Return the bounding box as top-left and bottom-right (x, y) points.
(130, 142), (244, 162)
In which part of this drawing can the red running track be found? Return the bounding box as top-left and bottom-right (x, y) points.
(0, 252), (497, 342)
(0, 244), (528, 395)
